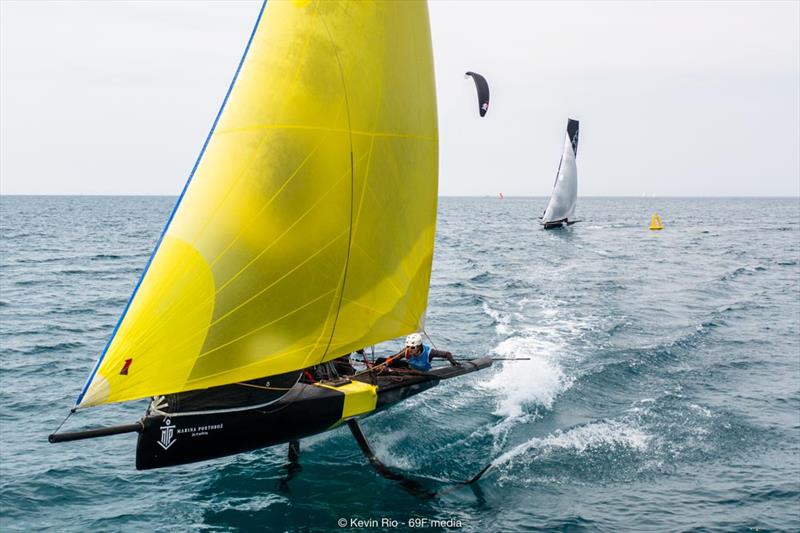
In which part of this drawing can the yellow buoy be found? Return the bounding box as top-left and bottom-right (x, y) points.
(650, 213), (663, 230)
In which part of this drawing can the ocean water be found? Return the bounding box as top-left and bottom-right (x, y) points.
(1, 195), (798, 532)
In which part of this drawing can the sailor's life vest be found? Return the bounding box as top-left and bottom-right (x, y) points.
(407, 345), (432, 371)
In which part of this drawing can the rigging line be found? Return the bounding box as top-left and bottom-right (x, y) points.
(121, 342), (313, 404)
(351, 349), (405, 377)
(316, 10), (355, 367)
(50, 408), (76, 435)
(235, 382), (293, 391)
(251, 379), (307, 416)
(422, 328), (438, 350)
(552, 153), (564, 189)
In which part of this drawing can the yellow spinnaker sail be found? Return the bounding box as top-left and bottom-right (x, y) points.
(78, 0), (438, 407)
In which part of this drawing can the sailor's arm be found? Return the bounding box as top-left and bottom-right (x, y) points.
(429, 348), (460, 366)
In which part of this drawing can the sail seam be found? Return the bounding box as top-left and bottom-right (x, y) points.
(215, 123), (433, 140)
(192, 289), (337, 362)
(75, 0), (269, 407)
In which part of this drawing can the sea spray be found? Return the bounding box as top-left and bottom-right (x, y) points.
(487, 335), (570, 417)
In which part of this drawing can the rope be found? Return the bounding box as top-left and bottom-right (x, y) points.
(352, 348), (405, 377)
(235, 382), (294, 391)
(50, 408), (76, 437)
(422, 327), (438, 350)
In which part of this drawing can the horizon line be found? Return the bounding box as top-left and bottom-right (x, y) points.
(1, 193), (798, 199)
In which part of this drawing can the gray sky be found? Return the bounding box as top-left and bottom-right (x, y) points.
(1, 0), (798, 196)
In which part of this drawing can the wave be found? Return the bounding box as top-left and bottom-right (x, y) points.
(468, 271), (492, 284)
(13, 279), (45, 287)
(485, 388), (762, 487)
(1, 341), (84, 355)
(367, 430), (416, 470)
(720, 265), (768, 281)
(481, 302), (512, 335)
(578, 321), (722, 387)
(14, 256), (75, 265)
(503, 279), (535, 290)
(491, 419), (651, 474)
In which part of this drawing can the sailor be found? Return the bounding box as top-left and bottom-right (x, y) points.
(401, 333), (460, 371)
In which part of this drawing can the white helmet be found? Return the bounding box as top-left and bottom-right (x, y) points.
(405, 333), (423, 348)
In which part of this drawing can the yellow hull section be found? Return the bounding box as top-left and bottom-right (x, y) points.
(315, 380), (379, 424)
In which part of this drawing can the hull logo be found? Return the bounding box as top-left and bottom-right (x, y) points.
(158, 418), (176, 450)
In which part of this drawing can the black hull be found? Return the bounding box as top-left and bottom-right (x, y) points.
(136, 357), (491, 470)
(542, 218), (579, 229)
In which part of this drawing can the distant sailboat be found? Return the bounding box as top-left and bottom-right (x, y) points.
(650, 213), (664, 230)
(499, 192), (504, 199)
(541, 119), (579, 229)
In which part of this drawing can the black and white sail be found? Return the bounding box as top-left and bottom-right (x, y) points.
(542, 119), (579, 228)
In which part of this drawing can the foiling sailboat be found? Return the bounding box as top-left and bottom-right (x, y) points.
(541, 119), (580, 229)
(49, 0), (492, 480)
